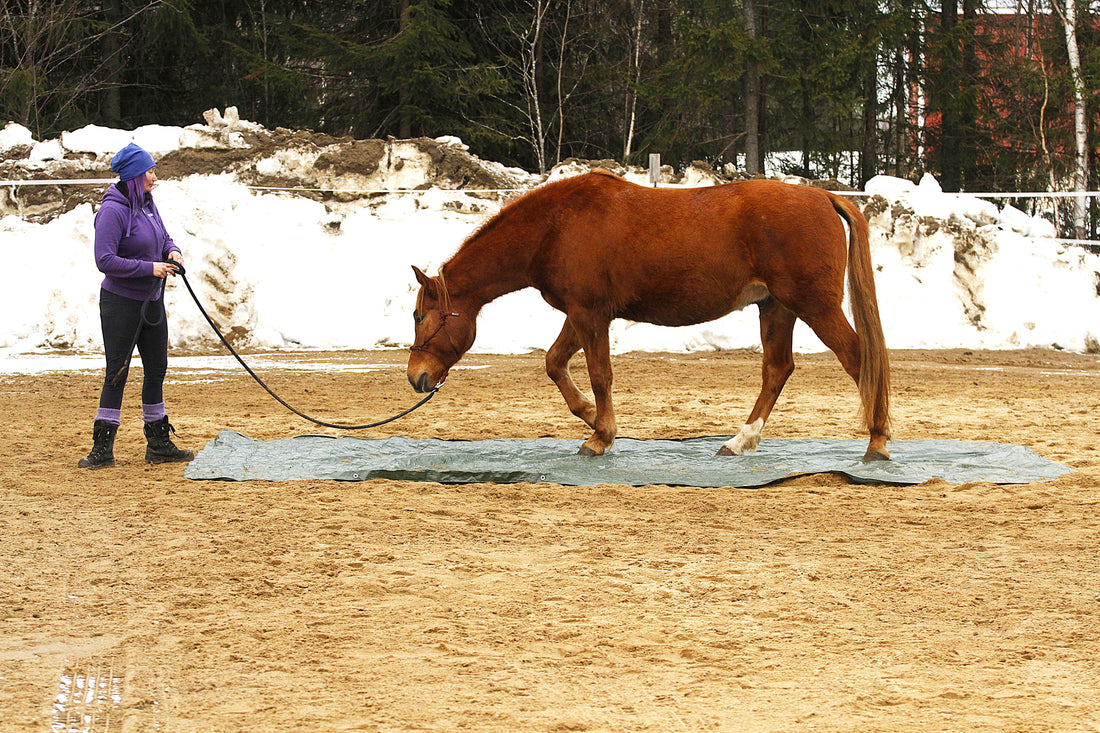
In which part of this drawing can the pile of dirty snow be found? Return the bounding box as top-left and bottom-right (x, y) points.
(2, 110), (1098, 358)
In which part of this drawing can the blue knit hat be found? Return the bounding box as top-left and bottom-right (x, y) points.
(110, 142), (156, 182)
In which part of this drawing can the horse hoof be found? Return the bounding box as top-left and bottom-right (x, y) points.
(862, 449), (890, 463)
(715, 445), (737, 457)
(577, 444), (603, 457)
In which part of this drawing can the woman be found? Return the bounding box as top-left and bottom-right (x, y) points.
(79, 142), (193, 469)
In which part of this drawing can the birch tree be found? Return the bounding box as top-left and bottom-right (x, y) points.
(1052, 0), (1089, 239)
(742, 0), (761, 174)
(480, 0), (552, 172)
(622, 0), (645, 163)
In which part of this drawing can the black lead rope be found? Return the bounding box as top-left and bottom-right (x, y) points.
(117, 262), (441, 430)
(110, 274), (169, 387)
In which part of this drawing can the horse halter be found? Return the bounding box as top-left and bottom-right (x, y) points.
(410, 267), (464, 358)
(409, 309), (462, 356)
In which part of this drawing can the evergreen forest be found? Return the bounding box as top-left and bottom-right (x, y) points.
(2, 0), (1097, 201)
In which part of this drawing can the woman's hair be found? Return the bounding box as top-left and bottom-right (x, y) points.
(119, 176), (148, 236)
(124, 176), (146, 206)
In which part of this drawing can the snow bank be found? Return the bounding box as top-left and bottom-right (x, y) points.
(2, 112), (1099, 358)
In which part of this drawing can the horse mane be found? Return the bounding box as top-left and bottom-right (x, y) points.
(416, 265), (455, 313)
(437, 171), (630, 306)
(452, 171), (623, 258)
(459, 186), (543, 246)
(436, 266), (453, 311)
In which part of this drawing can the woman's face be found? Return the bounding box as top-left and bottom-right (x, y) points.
(143, 168), (157, 193)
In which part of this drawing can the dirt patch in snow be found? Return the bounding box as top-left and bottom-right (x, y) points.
(1, 123), (534, 220)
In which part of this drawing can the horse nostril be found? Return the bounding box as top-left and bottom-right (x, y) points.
(409, 372), (430, 393)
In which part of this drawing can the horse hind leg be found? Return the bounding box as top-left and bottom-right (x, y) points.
(799, 307), (890, 462)
(546, 321), (597, 429)
(718, 298), (796, 456)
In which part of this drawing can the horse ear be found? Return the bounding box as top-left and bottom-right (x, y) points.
(411, 265), (432, 289)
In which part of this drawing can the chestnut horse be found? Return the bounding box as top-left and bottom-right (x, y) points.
(408, 170), (891, 462)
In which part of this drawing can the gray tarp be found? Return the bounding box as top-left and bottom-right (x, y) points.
(185, 430), (1072, 487)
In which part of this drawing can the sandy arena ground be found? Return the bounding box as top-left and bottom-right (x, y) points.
(2, 347), (1098, 732)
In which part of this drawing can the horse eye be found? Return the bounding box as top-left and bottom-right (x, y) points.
(413, 312), (425, 325)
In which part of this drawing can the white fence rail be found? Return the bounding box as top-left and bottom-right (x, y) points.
(5, 177), (1100, 248)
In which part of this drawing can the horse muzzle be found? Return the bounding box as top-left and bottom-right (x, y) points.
(407, 355), (448, 393)
(408, 371), (435, 393)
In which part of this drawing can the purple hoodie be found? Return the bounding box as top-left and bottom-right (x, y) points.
(93, 179), (181, 300)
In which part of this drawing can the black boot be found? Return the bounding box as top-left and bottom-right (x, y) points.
(78, 420), (117, 469)
(144, 416), (195, 464)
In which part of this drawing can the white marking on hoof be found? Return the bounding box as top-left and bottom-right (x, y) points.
(720, 419), (765, 456)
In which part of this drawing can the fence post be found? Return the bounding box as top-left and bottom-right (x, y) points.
(648, 154), (660, 187)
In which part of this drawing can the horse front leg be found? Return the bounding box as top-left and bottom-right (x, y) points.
(571, 315), (616, 456)
(718, 298), (797, 456)
(545, 321), (597, 429)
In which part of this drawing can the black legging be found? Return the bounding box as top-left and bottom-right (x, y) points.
(98, 288), (169, 409)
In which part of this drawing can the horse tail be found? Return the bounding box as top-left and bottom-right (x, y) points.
(831, 194), (891, 440)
